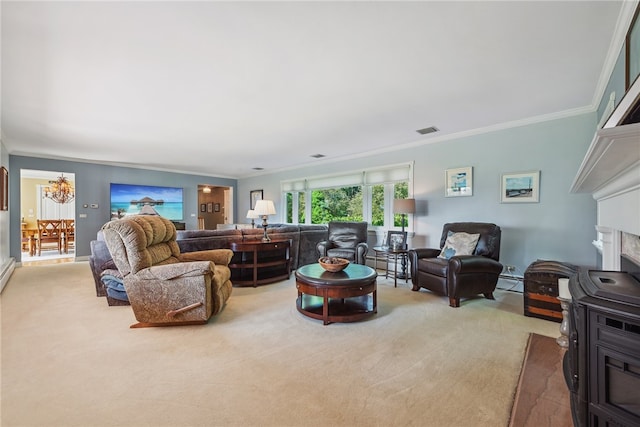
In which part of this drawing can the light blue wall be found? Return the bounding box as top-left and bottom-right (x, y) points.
(8, 156), (237, 262)
(598, 42), (627, 123)
(7, 112), (600, 273)
(238, 113), (599, 275)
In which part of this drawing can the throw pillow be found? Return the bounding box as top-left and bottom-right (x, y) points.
(438, 231), (481, 259)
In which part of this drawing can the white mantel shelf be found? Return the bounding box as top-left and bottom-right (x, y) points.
(570, 122), (640, 196)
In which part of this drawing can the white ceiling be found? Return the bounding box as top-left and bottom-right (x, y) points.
(0, 1), (630, 179)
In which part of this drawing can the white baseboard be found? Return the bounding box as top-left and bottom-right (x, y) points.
(0, 258), (17, 294)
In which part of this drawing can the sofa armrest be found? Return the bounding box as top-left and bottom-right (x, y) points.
(448, 255), (503, 275)
(355, 242), (368, 265)
(179, 249), (233, 266)
(408, 248), (441, 261)
(133, 261), (213, 281)
(316, 240), (330, 258)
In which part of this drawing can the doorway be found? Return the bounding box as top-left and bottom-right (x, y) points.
(198, 185), (233, 230)
(20, 169), (76, 265)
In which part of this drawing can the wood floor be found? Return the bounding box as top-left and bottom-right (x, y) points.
(509, 333), (573, 427)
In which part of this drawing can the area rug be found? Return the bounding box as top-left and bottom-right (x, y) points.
(509, 333), (572, 427)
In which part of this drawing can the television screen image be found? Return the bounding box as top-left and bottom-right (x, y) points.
(110, 183), (184, 221)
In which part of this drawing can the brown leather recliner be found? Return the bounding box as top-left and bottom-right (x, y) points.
(316, 221), (368, 265)
(408, 222), (503, 307)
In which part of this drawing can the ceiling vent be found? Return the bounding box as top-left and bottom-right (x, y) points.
(310, 154), (326, 158)
(416, 126), (439, 135)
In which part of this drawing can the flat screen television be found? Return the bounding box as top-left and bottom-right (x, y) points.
(110, 183), (183, 221)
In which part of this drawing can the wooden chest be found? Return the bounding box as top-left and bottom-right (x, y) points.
(524, 260), (578, 323)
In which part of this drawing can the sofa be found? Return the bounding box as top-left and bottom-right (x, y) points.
(89, 223), (329, 301)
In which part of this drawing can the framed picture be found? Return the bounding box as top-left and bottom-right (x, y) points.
(250, 189), (263, 209)
(207, 202), (213, 213)
(200, 203), (206, 213)
(501, 171), (540, 203)
(214, 203), (220, 213)
(0, 167), (8, 211)
(445, 167), (473, 197)
(387, 231), (407, 250)
(0, 167), (7, 211)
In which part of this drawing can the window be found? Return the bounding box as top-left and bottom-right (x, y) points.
(311, 186), (362, 224)
(282, 163), (412, 228)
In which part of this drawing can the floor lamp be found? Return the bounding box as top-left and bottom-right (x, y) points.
(393, 198), (416, 279)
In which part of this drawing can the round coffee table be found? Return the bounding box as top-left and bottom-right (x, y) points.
(295, 263), (377, 325)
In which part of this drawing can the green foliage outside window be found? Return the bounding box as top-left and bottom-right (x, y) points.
(298, 192), (305, 223)
(311, 187), (362, 224)
(285, 193), (293, 223)
(394, 182), (409, 227)
(371, 184), (384, 226)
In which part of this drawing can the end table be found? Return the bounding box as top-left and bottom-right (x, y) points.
(373, 246), (410, 287)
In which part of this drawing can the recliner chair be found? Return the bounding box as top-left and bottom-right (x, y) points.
(101, 215), (233, 327)
(408, 222), (503, 307)
(316, 221), (368, 265)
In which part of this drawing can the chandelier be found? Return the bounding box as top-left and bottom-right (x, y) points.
(44, 174), (75, 204)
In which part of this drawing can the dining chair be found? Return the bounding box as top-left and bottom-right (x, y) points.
(36, 219), (63, 256)
(62, 218), (75, 254)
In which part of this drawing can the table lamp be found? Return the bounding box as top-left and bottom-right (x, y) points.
(246, 209), (259, 228)
(254, 200), (276, 242)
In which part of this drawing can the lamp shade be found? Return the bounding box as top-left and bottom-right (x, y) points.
(246, 209), (259, 219)
(393, 198), (416, 214)
(254, 199), (276, 216)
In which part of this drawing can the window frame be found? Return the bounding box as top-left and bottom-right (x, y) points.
(281, 163), (413, 230)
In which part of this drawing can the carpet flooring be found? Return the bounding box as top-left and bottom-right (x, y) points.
(1, 262), (562, 427)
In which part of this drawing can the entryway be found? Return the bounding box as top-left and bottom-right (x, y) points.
(20, 169), (76, 265)
(198, 185), (232, 230)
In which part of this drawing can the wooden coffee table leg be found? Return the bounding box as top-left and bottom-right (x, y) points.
(323, 290), (329, 325)
(373, 287), (377, 313)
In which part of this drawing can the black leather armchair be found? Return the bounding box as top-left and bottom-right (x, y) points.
(408, 222), (503, 307)
(316, 221), (368, 265)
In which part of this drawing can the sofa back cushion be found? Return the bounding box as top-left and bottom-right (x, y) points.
(102, 215), (182, 276)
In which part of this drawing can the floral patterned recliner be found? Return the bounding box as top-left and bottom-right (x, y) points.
(101, 215), (233, 328)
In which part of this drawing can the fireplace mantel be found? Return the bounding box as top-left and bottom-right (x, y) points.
(571, 80), (640, 269)
(571, 63), (640, 227)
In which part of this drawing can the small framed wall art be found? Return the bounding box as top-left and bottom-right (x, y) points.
(250, 189), (263, 209)
(214, 203), (220, 213)
(501, 171), (540, 203)
(207, 202), (213, 213)
(0, 166), (8, 211)
(200, 203), (206, 213)
(445, 167), (473, 197)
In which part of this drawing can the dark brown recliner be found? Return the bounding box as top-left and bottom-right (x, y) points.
(316, 221), (368, 265)
(408, 222), (503, 307)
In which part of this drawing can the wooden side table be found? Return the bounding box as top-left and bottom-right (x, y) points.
(228, 239), (291, 287)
